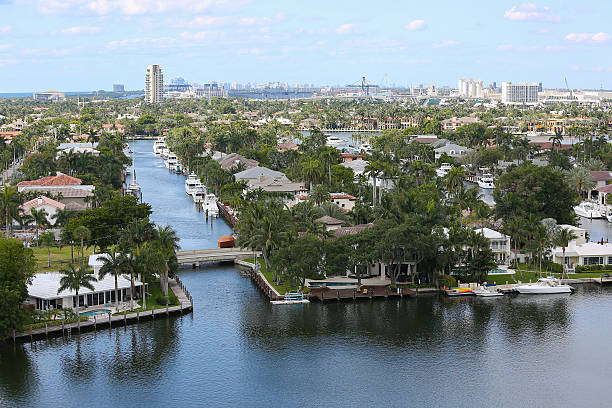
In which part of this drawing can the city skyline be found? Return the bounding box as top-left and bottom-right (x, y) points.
(1, 1), (611, 92)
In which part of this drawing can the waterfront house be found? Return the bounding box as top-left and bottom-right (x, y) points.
(440, 116), (481, 131)
(216, 153), (259, 172)
(26, 271), (142, 311)
(329, 193), (357, 211)
(56, 142), (100, 158)
(589, 171), (612, 202)
(18, 174), (94, 210)
(246, 175), (305, 204)
(234, 166), (286, 182)
(434, 143), (472, 160)
(19, 196), (65, 226)
(551, 241), (612, 271)
(474, 228), (511, 265)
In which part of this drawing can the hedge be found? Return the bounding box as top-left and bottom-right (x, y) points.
(575, 265), (612, 273)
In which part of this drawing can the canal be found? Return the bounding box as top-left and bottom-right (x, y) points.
(1, 140), (612, 407)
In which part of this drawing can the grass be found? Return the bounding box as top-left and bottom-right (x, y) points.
(244, 257), (306, 295)
(483, 270), (608, 285)
(32, 245), (95, 272)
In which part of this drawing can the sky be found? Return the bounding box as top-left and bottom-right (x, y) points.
(0, 0), (611, 92)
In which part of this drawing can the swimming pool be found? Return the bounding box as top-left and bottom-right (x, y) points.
(80, 309), (112, 317)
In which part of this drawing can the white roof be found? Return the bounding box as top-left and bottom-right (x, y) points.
(234, 166), (285, 180)
(558, 224), (586, 232)
(27, 272), (142, 300)
(340, 159), (368, 174)
(475, 227), (506, 239)
(553, 242), (612, 258)
(434, 143), (471, 153)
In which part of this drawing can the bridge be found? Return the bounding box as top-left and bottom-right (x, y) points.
(176, 248), (257, 266)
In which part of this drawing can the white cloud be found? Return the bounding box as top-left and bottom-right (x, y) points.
(565, 32), (611, 44)
(406, 19), (426, 31)
(0, 26), (11, 33)
(504, 4), (561, 23)
(496, 44), (539, 52)
(185, 14), (277, 28)
(61, 26), (100, 34)
(335, 23), (354, 35)
(105, 36), (177, 49)
(35, 0), (247, 15)
(180, 31), (218, 41)
(432, 40), (458, 48)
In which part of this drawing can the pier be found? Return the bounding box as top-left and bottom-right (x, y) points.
(309, 285), (417, 301)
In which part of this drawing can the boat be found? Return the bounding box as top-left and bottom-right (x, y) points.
(358, 143), (373, 154)
(474, 285), (504, 297)
(574, 201), (603, 219)
(185, 173), (201, 196)
(165, 153), (178, 170)
(477, 171), (495, 189)
(203, 193), (219, 216)
(326, 136), (344, 147)
(271, 292), (310, 305)
(436, 163), (453, 177)
(125, 168), (142, 201)
(153, 138), (166, 155)
(218, 235), (235, 248)
(445, 287), (475, 297)
(191, 185), (206, 202)
(515, 277), (574, 294)
(606, 208), (612, 223)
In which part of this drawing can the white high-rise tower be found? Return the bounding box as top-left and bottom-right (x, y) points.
(145, 64), (163, 103)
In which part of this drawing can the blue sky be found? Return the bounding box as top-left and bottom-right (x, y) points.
(0, 0), (611, 92)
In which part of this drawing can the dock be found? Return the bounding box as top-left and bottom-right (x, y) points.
(11, 277), (193, 343)
(308, 285), (417, 301)
(176, 248), (255, 266)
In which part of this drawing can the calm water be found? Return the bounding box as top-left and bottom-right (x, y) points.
(1, 140), (612, 407)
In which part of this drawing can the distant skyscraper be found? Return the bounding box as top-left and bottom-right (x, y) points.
(113, 84), (125, 92)
(145, 65), (163, 103)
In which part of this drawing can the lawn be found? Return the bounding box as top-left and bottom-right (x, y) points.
(484, 270), (607, 285)
(31, 245), (95, 272)
(244, 258), (304, 295)
(132, 280), (179, 313)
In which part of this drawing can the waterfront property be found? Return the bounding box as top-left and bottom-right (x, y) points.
(26, 271), (142, 311)
(475, 227), (511, 265)
(17, 173), (94, 211)
(19, 196), (65, 225)
(434, 143), (472, 160)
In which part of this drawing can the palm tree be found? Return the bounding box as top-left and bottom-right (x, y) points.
(553, 228), (577, 278)
(364, 160), (384, 206)
(445, 165), (465, 200)
(97, 252), (127, 312)
(51, 208), (76, 227)
(39, 231), (56, 268)
(57, 264), (97, 330)
(30, 207), (48, 241)
(72, 225), (91, 264)
(120, 219), (156, 256)
(549, 128), (564, 151)
(318, 147), (338, 185)
(0, 185), (20, 238)
(155, 225), (180, 296)
(565, 167), (595, 198)
(309, 184), (330, 207)
(302, 158), (323, 190)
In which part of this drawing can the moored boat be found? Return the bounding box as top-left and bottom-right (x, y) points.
(436, 163), (453, 177)
(271, 292), (310, 305)
(574, 201), (603, 219)
(445, 287), (475, 297)
(515, 277), (574, 294)
(185, 173), (200, 196)
(217, 235), (235, 248)
(474, 285), (504, 297)
(326, 136), (344, 147)
(477, 172), (494, 189)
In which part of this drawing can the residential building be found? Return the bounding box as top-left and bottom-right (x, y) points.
(17, 173), (94, 210)
(501, 82), (539, 105)
(144, 64), (164, 103)
(315, 216), (344, 231)
(216, 153), (259, 172)
(19, 196), (65, 226)
(234, 166), (284, 181)
(434, 143), (472, 160)
(329, 192), (357, 211)
(552, 241), (612, 270)
(441, 116), (481, 131)
(457, 78), (483, 98)
(246, 175), (305, 198)
(474, 228), (511, 265)
(56, 142), (100, 158)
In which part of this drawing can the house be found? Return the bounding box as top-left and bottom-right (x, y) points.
(552, 241), (612, 271)
(340, 153), (363, 163)
(441, 116), (481, 131)
(17, 174), (94, 210)
(315, 216), (344, 231)
(340, 159), (368, 177)
(329, 192), (357, 211)
(234, 166), (285, 182)
(590, 171), (612, 201)
(474, 228), (511, 265)
(247, 175), (305, 200)
(20, 196), (65, 225)
(26, 270), (142, 311)
(277, 142), (299, 152)
(56, 142), (100, 158)
(434, 143), (472, 160)
(216, 153), (259, 172)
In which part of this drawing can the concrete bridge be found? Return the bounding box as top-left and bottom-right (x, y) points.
(176, 248), (257, 266)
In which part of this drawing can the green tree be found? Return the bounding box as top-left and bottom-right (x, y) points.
(97, 252), (127, 312)
(0, 239), (35, 338)
(552, 228), (577, 278)
(30, 207), (48, 241)
(72, 226), (91, 264)
(57, 264), (97, 330)
(309, 184), (330, 206)
(0, 185), (21, 238)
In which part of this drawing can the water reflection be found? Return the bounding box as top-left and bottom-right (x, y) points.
(0, 343), (37, 401)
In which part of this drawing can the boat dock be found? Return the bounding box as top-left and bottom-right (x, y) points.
(11, 277), (193, 343)
(308, 285), (417, 302)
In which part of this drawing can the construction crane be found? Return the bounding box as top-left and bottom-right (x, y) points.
(346, 76), (378, 97)
(565, 77), (574, 99)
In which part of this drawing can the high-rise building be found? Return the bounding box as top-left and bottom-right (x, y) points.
(113, 84), (125, 92)
(144, 65), (163, 103)
(501, 82), (539, 105)
(457, 78), (483, 98)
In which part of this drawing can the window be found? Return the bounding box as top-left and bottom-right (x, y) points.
(583, 257), (604, 265)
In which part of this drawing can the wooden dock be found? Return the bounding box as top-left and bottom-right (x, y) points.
(308, 285), (417, 302)
(11, 277), (193, 343)
(594, 276), (612, 285)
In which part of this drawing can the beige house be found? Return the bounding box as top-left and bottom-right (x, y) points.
(474, 228), (511, 265)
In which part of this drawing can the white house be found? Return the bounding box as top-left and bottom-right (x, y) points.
(329, 192), (357, 211)
(234, 166), (285, 182)
(552, 242), (612, 270)
(26, 271), (142, 311)
(434, 143), (472, 160)
(474, 227), (511, 265)
(56, 142), (100, 158)
(20, 196), (65, 226)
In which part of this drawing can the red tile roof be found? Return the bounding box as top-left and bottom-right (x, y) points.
(17, 173), (82, 187)
(20, 196), (65, 213)
(590, 171), (612, 182)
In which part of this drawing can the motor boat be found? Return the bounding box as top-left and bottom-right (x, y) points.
(436, 163), (453, 177)
(203, 193), (219, 216)
(478, 172), (495, 189)
(358, 143), (373, 154)
(270, 292), (309, 305)
(574, 201), (603, 219)
(185, 173), (200, 196)
(606, 208), (612, 223)
(125, 168), (142, 201)
(514, 277), (574, 294)
(445, 287), (475, 297)
(153, 138), (166, 155)
(191, 185), (206, 203)
(165, 153), (178, 170)
(326, 136), (344, 147)
(474, 285), (504, 297)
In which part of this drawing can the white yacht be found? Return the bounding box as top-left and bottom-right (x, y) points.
(478, 172), (495, 189)
(606, 207), (612, 223)
(153, 138), (166, 155)
(474, 285), (504, 297)
(125, 168), (142, 201)
(165, 153), (178, 170)
(191, 185), (206, 203)
(358, 143), (373, 154)
(185, 173), (201, 196)
(574, 201), (603, 219)
(326, 136), (344, 147)
(271, 292), (309, 305)
(515, 277), (574, 294)
(203, 193), (219, 216)
(160, 148), (169, 160)
(436, 163), (453, 178)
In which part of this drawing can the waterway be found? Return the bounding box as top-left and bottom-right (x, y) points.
(1, 140), (612, 407)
